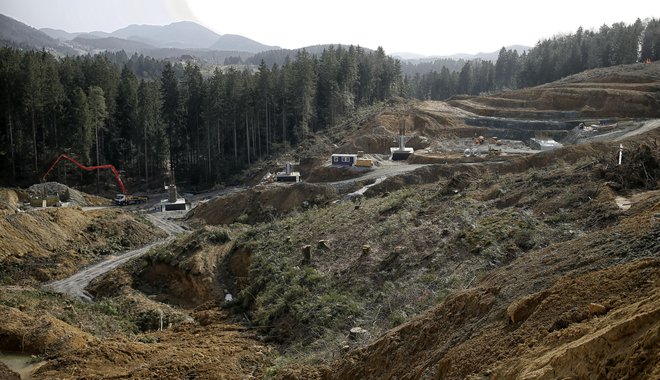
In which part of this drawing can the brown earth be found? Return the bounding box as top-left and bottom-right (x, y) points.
(188, 182), (336, 226)
(0, 205), (165, 285)
(0, 305), (93, 355)
(0, 302), (270, 379)
(0, 188), (27, 216)
(0, 362), (20, 380)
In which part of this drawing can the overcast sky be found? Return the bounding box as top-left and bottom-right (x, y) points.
(1, 0), (657, 56)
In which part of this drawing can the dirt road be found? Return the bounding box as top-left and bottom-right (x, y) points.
(46, 213), (186, 302)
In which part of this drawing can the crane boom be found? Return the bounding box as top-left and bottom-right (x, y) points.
(42, 154), (128, 195)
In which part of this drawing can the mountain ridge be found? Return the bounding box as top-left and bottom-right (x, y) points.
(4, 13), (529, 63)
(395, 44), (530, 62)
(0, 13), (75, 54)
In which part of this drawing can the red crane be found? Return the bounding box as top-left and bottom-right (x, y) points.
(42, 154), (128, 195)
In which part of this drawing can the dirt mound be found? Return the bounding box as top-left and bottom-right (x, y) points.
(0, 207), (165, 284)
(0, 188), (25, 216)
(0, 305), (93, 355)
(0, 362), (19, 380)
(27, 182), (111, 207)
(334, 103), (464, 156)
(188, 183), (336, 226)
(32, 317), (269, 380)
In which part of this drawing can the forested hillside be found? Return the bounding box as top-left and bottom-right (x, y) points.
(0, 45), (401, 189)
(409, 18), (660, 99)
(1, 17), (658, 191)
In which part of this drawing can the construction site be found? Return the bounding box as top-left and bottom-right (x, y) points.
(0, 61), (659, 379)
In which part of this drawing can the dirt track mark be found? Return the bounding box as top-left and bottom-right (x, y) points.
(46, 213), (186, 302)
(615, 118), (660, 141)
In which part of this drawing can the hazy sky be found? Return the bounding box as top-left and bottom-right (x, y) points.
(1, 0), (657, 56)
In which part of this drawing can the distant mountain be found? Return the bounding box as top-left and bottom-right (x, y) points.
(40, 27), (81, 41)
(210, 34), (279, 53)
(73, 36), (155, 52)
(40, 20), (278, 54)
(0, 14), (74, 54)
(2, 13), (530, 67)
(392, 52), (427, 60)
(397, 45), (531, 63)
(111, 21), (220, 49)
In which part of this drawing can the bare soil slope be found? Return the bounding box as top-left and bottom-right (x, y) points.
(188, 182), (336, 226)
(0, 302), (269, 379)
(448, 61), (660, 119)
(0, 205), (164, 284)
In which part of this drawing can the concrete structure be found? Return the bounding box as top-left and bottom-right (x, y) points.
(160, 198), (189, 211)
(161, 183), (189, 211)
(390, 123), (414, 160)
(276, 163), (301, 182)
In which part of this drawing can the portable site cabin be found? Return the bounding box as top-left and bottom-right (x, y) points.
(331, 154), (358, 167)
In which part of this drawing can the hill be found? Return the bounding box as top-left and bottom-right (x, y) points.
(0, 14), (73, 54)
(39, 27), (82, 41)
(111, 21), (220, 49)
(448, 61), (660, 119)
(8, 17), (276, 59)
(210, 33), (279, 53)
(397, 44), (530, 62)
(73, 36), (156, 53)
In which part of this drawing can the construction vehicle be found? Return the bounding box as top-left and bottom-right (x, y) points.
(355, 158), (374, 167)
(42, 154), (147, 206)
(113, 193), (148, 206)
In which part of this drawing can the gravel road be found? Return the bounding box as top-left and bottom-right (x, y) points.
(46, 213), (186, 302)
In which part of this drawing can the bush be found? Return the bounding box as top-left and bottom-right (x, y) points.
(207, 227), (232, 244)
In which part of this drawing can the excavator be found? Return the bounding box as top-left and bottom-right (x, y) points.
(42, 154), (147, 206)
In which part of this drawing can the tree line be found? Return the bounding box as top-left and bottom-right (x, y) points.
(1, 17), (657, 191)
(0, 45), (401, 190)
(409, 17), (660, 99)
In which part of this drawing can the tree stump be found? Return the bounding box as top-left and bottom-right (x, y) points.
(301, 245), (312, 265)
(361, 245), (371, 255)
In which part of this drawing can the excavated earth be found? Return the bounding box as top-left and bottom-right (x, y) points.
(0, 190), (164, 285)
(0, 62), (659, 379)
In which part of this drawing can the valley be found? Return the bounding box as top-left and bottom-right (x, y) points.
(0, 61), (658, 379)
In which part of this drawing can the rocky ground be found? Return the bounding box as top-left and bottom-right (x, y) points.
(0, 62), (658, 379)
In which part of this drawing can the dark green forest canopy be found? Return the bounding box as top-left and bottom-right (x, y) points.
(0, 17), (657, 191)
(0, 45), (402, 189)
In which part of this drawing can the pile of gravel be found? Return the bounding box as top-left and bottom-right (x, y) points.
(28, 182), (88, 206)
